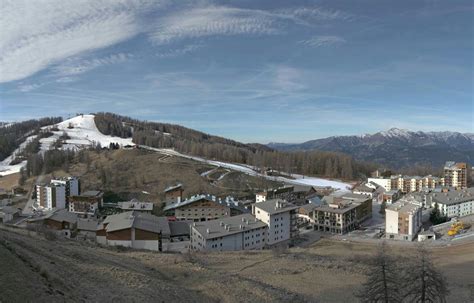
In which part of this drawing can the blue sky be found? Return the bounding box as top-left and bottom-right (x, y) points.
(0, 0), (473, 143)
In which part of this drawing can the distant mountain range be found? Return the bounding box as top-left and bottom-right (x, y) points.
(268, 128), (474, 168)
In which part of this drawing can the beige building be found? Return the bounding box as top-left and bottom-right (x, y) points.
(163, 194), (246, 222)
(444, 162), (468, 189)
(312, 194), (372, 234)
(369, 175), (443, 193)
(385, 201), (422, 241)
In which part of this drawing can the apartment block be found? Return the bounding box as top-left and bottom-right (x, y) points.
(444, 162), (468, 189)
(190, 214), (268, 251)
(51, 176), (80, 199)
(385, 201), (422, 241)
(253, 199), (299, 246)
(36, 183), (66, 210)
(312, 194), (372, 234)
(430, 187), (474, 218)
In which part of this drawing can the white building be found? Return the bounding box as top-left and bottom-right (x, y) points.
(51, 176), (80, 197)
(368, 178), (391, 191)
(430, 188), (474, 218)
(36, 183), (66, 210)
(190, 214), (268, 251)
(385, 202), (422, 241)
(253, 199), (298, 246)
(255, 192), (267, 203)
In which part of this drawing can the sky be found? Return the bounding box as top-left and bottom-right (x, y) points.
(0, 0), (473, 143)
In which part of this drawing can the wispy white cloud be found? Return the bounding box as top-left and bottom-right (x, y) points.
(156, 44), (204, 58)
(17, 83), (45, 92)
(150, 5), (351, 45)
(300, 35), (346, 47)
(0, 0), (165, 83)
(54, 53), (133, 76)
(150, 6), (280, 45)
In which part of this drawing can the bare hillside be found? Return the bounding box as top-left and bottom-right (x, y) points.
(1, 227), (473, 302)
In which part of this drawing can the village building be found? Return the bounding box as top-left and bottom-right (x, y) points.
(382, 189), (402, 204)
(51, 176), (80, 200)
(36, 183), (66, 210)
(69, 190), (103, 217)
(117, 200), (153, 213)
(352, 184), (376, 198)
(312, 194), (372, 234)
(28, 209), (79, 238)
(253, 199), (299, 246)
(96, 211), (171, 251)
(0, 206), (21, 224)
(430, 187), (474, 218)
(163, 194), (246, 222)
(190, 214), (267, 251)
(164, 184), (184, 205)
(385, 201), (422, 241)
(444, 162), (468, 189)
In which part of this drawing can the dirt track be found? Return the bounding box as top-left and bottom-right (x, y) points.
(1, 227), (473, 302)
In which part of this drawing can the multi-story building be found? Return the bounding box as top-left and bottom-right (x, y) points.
(430, 187), (474, 218)
(164, 194), (246, 222)
(36, 183), (66, 210)
(352, 184), (376, 198)
(69, 190), (103, 216)
(164, 184), (183, 205)
(385, 202), (422, 241)
(252, 199), (299, 246)
(368, 177), (392, 191)
(312, 194), (372, 234)
(190, 214), (268, 251)
(255, 192), (268, 203)
(369, 175), (444, 193)
(382, 189), (401, 204)
(444, 162), (468, 189)
(51, 177), (80, 199)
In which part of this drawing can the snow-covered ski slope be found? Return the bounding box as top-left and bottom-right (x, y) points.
(0, 115), (134, 176)
(0, 115), (352, 190)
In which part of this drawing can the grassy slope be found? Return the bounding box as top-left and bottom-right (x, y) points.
(1, 227), (472, 302)
(21, 149), (282, 204)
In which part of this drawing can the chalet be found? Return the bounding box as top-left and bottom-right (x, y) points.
(69, 190), (103, 217)
(27, 209), (79, 238)
(163, 194), (246, 222)
(96, 211), (171, 251)
(164, 184), (184, 205)
(76, 219), (98, 241)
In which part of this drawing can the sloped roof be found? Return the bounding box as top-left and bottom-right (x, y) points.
(103, 211), (170, 236)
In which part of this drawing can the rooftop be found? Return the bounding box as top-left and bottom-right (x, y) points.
(164, 183), (183, 193)
(191, 214), (267, 240)
(386, 201), (420, 214)
(431, 188), (474, 205)
(81, 190), (103, 197)
(254, 199), (298, 215)
(102, 211), (170, 236)
(118, 201), (153, 211)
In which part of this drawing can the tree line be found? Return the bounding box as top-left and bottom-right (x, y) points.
(95, 112), (376, 179)
(0, 117), (62, 161)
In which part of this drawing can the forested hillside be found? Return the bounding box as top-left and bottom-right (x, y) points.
(94, 113), (376, 179)
(0, 117), (62, 161)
